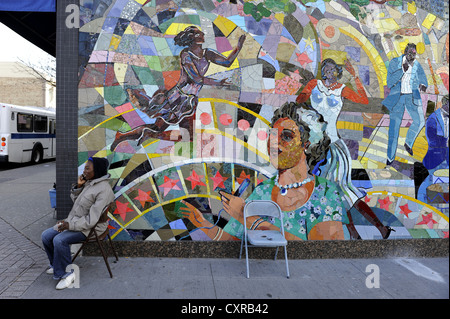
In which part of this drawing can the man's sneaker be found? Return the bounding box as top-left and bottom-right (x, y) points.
(56, 272), (75, 290)
(404, 143), (414, 156)
(46, 267), (54, 275)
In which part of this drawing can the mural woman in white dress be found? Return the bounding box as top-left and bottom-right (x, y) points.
(297, 58), (394, 239)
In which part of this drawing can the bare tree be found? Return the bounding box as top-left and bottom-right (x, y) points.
(17, 56), (56, 87)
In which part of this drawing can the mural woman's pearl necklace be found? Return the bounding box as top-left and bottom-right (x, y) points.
(275, 175), (313, 196)
(326, 82), (339, 90)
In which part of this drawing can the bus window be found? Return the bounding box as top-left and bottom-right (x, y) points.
(34, 115), (48, 132)
(49, 119), (56, 134)
(17, 113), (33, 132)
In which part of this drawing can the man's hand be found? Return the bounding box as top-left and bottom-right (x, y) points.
(57, 221), (69, 232)
(419, 84), (427, 92)
(403, 62), (409, 72)
(77, 174), (86, 188)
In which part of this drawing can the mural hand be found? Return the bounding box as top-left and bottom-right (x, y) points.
(403, 62), (409, 72)
(237, 34), (246, 50)
(344, 59), (356, 77)
(220, 78), (233, 86)
(219, 191), (245, 222)
(179, 200), (206, 227)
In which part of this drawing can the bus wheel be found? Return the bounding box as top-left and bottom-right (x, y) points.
(31, 145), (43, 164)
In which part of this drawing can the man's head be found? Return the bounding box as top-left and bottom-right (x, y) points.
(84, 157), (109, 180)
(404, 43), (417, 63)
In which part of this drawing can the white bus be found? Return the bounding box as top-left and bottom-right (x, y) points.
(0, 103), (56, 164)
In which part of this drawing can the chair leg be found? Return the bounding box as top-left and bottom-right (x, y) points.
(245, 239), (250, 279)
(71, 242), (86, 263)
(107, 235), (119, 262)
(284, 246), (290, 279)
(73, 229), (95, 263)
(95, 234), (113, 278)
(239, 237), (244, 260)
(274, 247), (279, 261)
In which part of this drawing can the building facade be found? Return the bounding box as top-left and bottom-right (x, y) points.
(0, 62), (55, 108)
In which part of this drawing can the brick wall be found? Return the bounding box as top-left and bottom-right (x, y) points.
(0, 77), (46, 107)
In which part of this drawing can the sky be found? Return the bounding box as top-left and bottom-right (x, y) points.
(0, 22), (54, 64)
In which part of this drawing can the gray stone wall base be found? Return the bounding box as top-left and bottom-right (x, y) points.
(82, 238), (449, 259)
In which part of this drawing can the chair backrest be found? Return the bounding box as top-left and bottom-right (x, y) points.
(86, 202), (114, 240)
(244, 200), (282, 219)
(97, 202), (114, 224)
(243, 200), (285, 235)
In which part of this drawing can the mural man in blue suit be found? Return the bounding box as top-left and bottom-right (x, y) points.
(382, 43), (428, 165)
(423, 95), (449, 170)
(417, 95), (449, 204)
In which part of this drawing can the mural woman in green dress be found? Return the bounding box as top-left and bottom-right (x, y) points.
(220, 101), (350, 240)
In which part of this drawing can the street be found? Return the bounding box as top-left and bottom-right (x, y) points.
(0, 159), (56, 246)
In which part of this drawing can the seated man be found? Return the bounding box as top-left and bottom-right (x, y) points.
(41, 157), (115, 290)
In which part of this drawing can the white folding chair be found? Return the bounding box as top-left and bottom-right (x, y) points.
(239, 200), (290, 278)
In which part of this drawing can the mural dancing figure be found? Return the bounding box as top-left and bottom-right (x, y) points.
(110, 26), (246, 150)
(382, 43), (428, 165)
(296, 58), (394, 239)
(220, 102), (350, 240)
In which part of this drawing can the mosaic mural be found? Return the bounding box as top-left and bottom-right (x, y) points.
(78, 0), (449, 241)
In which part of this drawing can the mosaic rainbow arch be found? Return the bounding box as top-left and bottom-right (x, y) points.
(78, 0), (449, 241)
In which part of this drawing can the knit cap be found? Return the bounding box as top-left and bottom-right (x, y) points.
(88, 157), (109, 179)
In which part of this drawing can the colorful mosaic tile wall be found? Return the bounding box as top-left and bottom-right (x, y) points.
(78, 0), (449, 242)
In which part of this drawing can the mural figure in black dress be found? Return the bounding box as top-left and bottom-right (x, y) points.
(111, 26), (246, 150)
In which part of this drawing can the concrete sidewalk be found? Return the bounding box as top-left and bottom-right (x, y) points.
(0, 160), (56, 298)
(0, 216), (48, 298)
(20, 255), (449, 299)
(0, 160), (448, 300)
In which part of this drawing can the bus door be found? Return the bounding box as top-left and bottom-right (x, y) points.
(49, 119), (56, 157)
